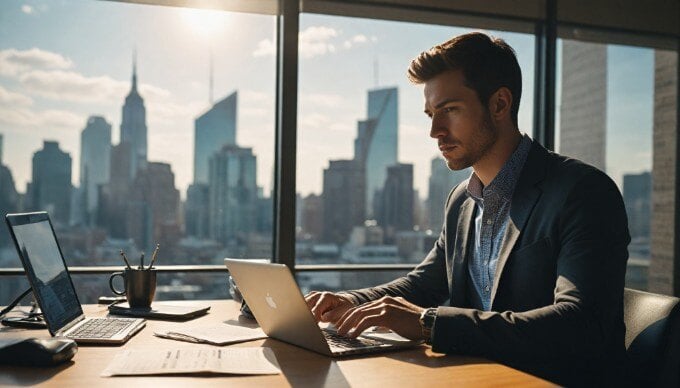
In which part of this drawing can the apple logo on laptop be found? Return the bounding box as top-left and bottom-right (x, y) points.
(265, 293), (277, 309)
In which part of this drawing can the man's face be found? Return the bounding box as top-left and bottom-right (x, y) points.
(424, 69), (498, 171)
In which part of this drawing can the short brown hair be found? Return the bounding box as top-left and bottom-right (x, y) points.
(408, 32), (522, 126)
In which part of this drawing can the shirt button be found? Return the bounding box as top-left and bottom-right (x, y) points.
(485, 285), (490, 292)
(486, 220), (493, 225)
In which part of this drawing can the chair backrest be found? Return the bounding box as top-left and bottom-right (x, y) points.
(623, 288), (680, 387)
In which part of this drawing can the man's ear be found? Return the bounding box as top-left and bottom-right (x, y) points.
(489, 87), (513, 121)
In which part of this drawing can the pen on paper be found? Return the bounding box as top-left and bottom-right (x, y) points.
(120, 250), (132, 270)
(148, 244), (160, 269)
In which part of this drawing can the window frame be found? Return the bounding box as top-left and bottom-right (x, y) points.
(0, 0), (678, 296)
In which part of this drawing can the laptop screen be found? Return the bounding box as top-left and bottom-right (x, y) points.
(6, 212), (83, 333)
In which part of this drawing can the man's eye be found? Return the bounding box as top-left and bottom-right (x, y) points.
(443, 106), (457, 113)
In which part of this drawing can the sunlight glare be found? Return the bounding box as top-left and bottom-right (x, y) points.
(179, 8), (229, 37)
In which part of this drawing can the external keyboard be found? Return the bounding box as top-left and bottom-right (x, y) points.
(68, 318), (136, 339)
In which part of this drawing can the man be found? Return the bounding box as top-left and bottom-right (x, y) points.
(305, 32), (629, 386)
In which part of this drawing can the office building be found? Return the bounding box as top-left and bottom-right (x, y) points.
(29, 141), (72, 225)
(321, 159), (365, 245)
(427, 159), (470, 231)
(185, 183), (210, 239)
(559, 40), (607, 171)
(375, 163), (414, 242)
(0, 165), (18, 247)
(623, 171), (652, 239)
(300, 193), (323, 241)
(354, 87), (398, 218)
(80, 116), (112, 225)
(98, 142), (133, 238)
(127, 162), (181, 252)
(649, 50), (678, 295)
(194, 91), (238, 184)
(120, 56), (148, 179)
(208, 145), (257, 246)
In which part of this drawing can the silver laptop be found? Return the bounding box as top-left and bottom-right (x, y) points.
(6, 212), (145, 344)
(225, 258), (420, 356)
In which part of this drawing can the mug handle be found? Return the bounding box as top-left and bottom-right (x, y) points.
(109, 272), (126, 296)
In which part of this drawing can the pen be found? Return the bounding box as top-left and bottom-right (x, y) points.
(148, 244), (160, 270)
(139, 252), (145, 270)
(120, 250), (132, 270)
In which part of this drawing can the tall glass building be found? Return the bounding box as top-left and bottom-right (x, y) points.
(194, 91), (238, 184)
(354, 87), (398, 219)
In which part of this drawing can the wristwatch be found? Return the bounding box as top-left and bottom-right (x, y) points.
(419, 308), (437, 345)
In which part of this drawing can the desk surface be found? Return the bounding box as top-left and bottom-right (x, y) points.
(0, 300), (555, 387)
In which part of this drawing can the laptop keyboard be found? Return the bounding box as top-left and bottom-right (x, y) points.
(322, 328), (382, 349)
(68, 318), (137, 339)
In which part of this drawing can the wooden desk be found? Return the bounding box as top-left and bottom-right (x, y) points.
(0, 300), (555, 387)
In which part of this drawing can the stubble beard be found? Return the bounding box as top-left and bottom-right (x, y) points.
(446, 111), (498, 171)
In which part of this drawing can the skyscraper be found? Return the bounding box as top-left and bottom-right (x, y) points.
(98, 142), (132, 238)
(322, 159), (365, 245)
(354, 87), (398, 218)
(127, 162), (181, 252)
(30, 141), (72, 225)
(559, 41), (607, 170)
(80, 116), (112, 225)
(623, 171), (651, 239)
(427, 158), (470, 231)
(376, 163), (414, 242)
(208, 145), (257, 246)
(649, 50), (678, 295)
(0, 164), (18, 247)
(120, 55), (148, 180)
(194, 91), (237, 184)
(185, 183), (210, 238)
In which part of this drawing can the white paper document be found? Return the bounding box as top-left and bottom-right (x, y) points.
(154, 323), (267, 345)
(101, 346), (280, 376)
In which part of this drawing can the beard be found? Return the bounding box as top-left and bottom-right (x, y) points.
(445, 111), (498, 171)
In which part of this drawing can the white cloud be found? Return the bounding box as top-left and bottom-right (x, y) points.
(0, 48), (73, 77)
(300, 113), (331, 128)
(299, 26), (338, 59)
(253, 39), (275, 58)
(0, 85), (33, 107)
(21, 4), (33, 14)
(352, 34), (368, 44)
(303, 92), (343, 107)
(19, 70), (124, 102)
(0, 105), (82, 132)
(253, 26), (341, 59)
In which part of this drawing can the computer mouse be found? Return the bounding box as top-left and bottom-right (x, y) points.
(0, 338), (77, 366)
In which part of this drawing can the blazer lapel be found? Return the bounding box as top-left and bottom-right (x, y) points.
(450, 196), (475, 306)
(490, 142), (549, 307)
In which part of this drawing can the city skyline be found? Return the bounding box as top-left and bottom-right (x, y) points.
(0, 0), (655, 200)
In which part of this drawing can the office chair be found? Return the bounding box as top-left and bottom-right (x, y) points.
(623, 288), (680, 387)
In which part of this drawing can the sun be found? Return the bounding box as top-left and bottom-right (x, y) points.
(179, 7), (229, 38)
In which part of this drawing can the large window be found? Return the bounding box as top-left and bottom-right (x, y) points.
(295, 13), (535, 291)
(0, 0), (275, 303)
(555, 33), (678, 294)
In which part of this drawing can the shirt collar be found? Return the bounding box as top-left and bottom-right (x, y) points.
(466, 133), (532, 202)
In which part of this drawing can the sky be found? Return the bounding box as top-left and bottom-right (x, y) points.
(0, 0), (656, 200)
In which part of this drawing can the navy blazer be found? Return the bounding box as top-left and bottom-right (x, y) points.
(347, 140), (630, 386)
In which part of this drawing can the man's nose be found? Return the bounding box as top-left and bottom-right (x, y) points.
(429, 115), (446, 139)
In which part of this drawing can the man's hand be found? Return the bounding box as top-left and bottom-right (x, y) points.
(335, 296), (426, 341)
(305, 291), (356, 324)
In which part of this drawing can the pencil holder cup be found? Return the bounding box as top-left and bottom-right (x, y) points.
(109, 268), (157, 308)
